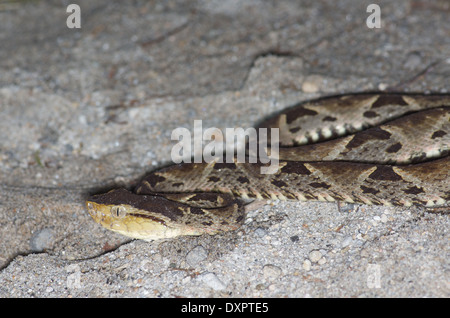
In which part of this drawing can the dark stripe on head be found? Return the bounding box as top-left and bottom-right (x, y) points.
(88, 188), (184, 221)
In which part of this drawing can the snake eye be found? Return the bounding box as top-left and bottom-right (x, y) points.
(111, 206), (127, 218)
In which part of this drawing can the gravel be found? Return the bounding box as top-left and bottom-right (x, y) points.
(0, 0), (448, 298)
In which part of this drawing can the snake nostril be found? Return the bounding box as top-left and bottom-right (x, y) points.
(86, 202), (100, 218)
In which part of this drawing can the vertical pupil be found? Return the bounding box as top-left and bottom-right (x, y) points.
(111, 206), (125, 217)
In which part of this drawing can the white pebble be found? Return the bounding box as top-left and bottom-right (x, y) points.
(30, 228), (54, 252)
(302, 260), (311, 271)
(186, 246), (208, 266)
(378, 83), (388, 90)
(199, 272), (226, 291)
(182, 276), (191, 284)
(341, 236), (353, 248)
(263, 264), (282, 280)
(309, 250), (322, 263)
(255, 227), (267, 238)
(301, 75), (323, 93)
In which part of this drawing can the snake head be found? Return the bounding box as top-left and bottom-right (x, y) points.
(85, 188), (245, 240)
(85, 188), (198, 240)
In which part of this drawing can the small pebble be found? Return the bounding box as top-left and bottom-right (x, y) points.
(199, 272), (226, 291)
(255, 227), (267, 237)
(309, 250), (322, 263)
(65, 264), (80, 273)
(302, 260), (311, 271)
(140, 259), (152, 272)
(186, 245), (208, 266)
(182, 276), (191, 284)
(90, 90), (123, 107)
(263, 264), (282, 281)
(341, 236), (353, 248)
(30, 228), (54, 252)
(338, 202), (358, 213)
(378, 83), (388, 90)
(404, 51), (422, 70)
(301, 75), (323, 93)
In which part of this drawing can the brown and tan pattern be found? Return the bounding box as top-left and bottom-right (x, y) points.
(86, 93), (450, 240)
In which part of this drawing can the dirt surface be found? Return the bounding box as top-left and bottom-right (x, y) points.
(0, 0), (449, 297)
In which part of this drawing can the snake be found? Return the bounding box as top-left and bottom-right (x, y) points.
(86, 93), (450, 241)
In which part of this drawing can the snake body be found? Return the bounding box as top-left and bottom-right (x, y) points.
(86, 93), (450, 240)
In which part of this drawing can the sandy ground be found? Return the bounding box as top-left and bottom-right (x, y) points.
(0, 0), (449, 297)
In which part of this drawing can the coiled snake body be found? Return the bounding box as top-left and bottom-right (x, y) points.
(86, 93), (450, 240)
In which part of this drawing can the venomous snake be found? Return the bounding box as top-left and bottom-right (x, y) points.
(86, 93), (450, 240)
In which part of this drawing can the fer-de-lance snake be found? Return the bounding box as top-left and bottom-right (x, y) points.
(86, 93), (450, 240)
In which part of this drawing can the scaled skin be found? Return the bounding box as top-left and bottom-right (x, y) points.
(85, 189), (204, 240)
(85, 201), (187, 240)
(86, 188), (244, 240)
